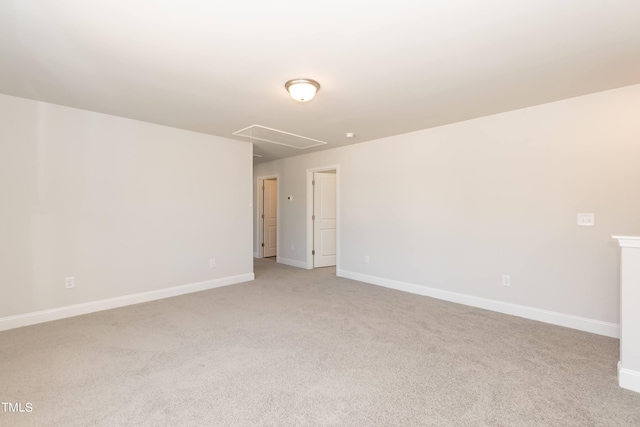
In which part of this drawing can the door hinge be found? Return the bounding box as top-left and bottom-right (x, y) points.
(312, 180), (315, 185)
(261, 214), (264, 219)
(261, 243), (264, 247)
(312, 215), (315, 220)
(312, 250), (315, 255)
(262, 186), (264, 190)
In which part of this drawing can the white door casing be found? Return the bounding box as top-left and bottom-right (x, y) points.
(313, 172), (336, 267)
(263, 179), (277, 257)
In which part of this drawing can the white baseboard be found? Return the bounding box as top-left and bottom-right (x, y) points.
(619, 362), (640, 393)
(338, 269), (620, 338)
(277, 257), (309, 269)
(0, 273), (254, 332)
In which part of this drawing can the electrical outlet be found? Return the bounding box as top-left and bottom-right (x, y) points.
(502, 275), (511, 287)
(291, 244), (295, 251)
(64, 277), (75, 289)
(364, 256), (370, 264)
(209, 258), (216, 268)
(577, 213), (595, 226)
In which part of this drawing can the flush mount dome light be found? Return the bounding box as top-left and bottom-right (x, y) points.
(285, 79), (320, 102)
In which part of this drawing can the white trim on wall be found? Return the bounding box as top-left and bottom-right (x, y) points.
(338, 269), (620, 338)
(277, 257), (309, 269)
(0, 273), (254, 332)
(306, 165), (341, 270)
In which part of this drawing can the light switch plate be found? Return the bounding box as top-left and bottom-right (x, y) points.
(577, 213), (595, 226)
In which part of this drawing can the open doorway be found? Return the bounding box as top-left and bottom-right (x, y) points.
(306, 166), (339, 270)
(257, 176), (278, 258)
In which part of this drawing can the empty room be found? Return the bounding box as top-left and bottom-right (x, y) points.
(1, 1), (640, 425)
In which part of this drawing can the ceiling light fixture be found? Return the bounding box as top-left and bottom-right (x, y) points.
(285, 79), (320, 102)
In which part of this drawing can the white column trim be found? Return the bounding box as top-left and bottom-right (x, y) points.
(613, 235), (640, 393)
(613, 235), (640, 248)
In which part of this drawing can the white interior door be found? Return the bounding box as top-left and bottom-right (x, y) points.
(263, 179), (277, 257)
(313, 172), (336, 267)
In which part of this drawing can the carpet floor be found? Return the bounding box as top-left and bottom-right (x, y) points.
(1, 258), (639, 426)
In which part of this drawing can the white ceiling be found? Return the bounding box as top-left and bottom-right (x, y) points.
(1, 1), (639, 163)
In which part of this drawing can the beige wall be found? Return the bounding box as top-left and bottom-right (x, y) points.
(254, 84), (640, 329)
(0, 94), (253, 319)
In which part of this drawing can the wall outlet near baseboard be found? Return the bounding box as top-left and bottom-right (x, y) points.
(64, 277), (75, 289)
(364, 256), (370, 264)
(209, 258), (216, 268)
(502, 275), (511, 287)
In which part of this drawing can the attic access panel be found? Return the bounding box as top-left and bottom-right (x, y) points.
(233, 125), (328, 149)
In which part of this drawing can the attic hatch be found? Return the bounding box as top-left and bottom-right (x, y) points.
(232, 124), (328, 149)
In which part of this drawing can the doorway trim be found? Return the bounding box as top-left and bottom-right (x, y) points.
(306, 165), (340, 270)
(256, 174), (279, 259)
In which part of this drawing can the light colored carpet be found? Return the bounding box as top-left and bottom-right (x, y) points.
(1, 258), (639, 426)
